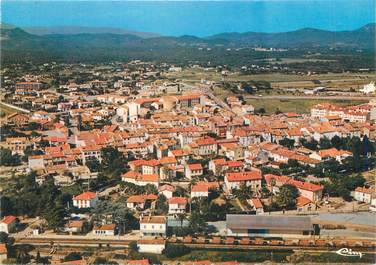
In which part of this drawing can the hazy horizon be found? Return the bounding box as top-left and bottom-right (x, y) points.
(2, 0), (376, 36)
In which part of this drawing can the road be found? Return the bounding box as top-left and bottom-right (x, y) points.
(0, 101), (30, 113)
(182, 83), (234, 113)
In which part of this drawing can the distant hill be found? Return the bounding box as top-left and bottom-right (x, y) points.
(23, 26), (160, 38)
(1, 23), (374, 64)
(207, 23), (376, 48)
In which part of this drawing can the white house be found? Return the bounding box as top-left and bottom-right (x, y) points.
(0, 216), (17, 234)
(137, 239), (165, 254)
(72, 191), (99, 208)
(264, 174), (324, 202)
(80, 145), (102, 165)
(139, 216), (166, 236)
(28, 155), (45, 170)
(195, 137), (217, 156)
(191, 181), (219, 198)
(309, 148), (352, 163)
(64, 220), (84, 233)
(158, 184), (175, 199)
(168, 197), (187, 214)
(185, 163), (203, 179)
(126, 194), (158, 210)
(92, 224), (116, 236)
(224, 171), (262, 193)
(354, 187), (373, 204)
(122, 171), (159, 188)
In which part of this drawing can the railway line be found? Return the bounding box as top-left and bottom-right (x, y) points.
(15, 235), (376, 252)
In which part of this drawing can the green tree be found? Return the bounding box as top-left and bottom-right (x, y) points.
(275, 184), (299, 209)
(155, 195), (168, 215)
(0, 148), (21, 166)
(43, 201), (67, 230)
(279, 138), (295, 149)
(330, 135), (344, 150)
(100, 147), (126, 177)
(86, 158), (101, 172)
(189, 211), (207, 234)
(319, 137), (332, 149)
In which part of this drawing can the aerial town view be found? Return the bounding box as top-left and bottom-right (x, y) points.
(0, 0), (375, 264)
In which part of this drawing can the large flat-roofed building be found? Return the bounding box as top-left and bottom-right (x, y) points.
(226, 214), (315, 238)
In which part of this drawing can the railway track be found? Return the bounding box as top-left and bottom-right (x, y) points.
(16, 236), (376, 252)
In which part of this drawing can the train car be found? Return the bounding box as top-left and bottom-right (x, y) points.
(239, 237), (250, 245)
(225, 237), (235, 245)
(211, 236), (222, 244)
(270, 239), (284, 246)
(284, 239), (299, 246)
(254, 238), (264, 245)
(333, 240), (347, 247)
(183, 236), (193, 243)
(299, 239), (315, 246)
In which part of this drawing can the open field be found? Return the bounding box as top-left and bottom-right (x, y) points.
(245, 98), (367, 114)
(165, 69), (376, 90)
(165, 68), (376, 82)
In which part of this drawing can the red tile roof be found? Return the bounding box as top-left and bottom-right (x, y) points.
(264, 174), (323, 192)
(140, 216), (166, 224)
(168, 197), (188, 205)
(318, 148), (352, 158)
(355, 187), (373, 194)
(1, 215), (17, 225)
(226, 171), (262, 182)
(73, 191), (97, 200)
(211, 158), (227, 165)
(196, 137), (217, 146)
(94, 224), (116, 231)
(296, 196), (313, 207)
(127, 195), (147, 203)
(159, 156), (177, 164)
(191, 181), (219, 192)
(127, 259), (150, 265)
(188, 163), (203, 170)
(227, 160), (243, 168)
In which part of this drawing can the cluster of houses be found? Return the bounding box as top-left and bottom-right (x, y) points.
(1, 67), (376, 257)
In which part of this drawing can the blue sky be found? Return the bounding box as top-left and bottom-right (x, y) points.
(2, 0), (375, 36)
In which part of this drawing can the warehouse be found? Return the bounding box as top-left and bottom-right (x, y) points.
(226, 214), (316, 238)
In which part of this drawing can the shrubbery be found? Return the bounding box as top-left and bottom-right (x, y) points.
(163, 244), (191, 258)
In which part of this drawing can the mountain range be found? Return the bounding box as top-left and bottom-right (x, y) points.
(1, 23), (375, 63)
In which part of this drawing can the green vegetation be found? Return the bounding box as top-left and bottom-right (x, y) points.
(0, 172), (68, 230)
(2, 26), (375, 71)
(289, 252), (376, 263)
(163, 244), (191, 258)
(0, 148), (21, 166)
(277, 136), (375, 201)
(179, 249), (293, 263)
(245, 98), (367, 114)
(275, 184), (299, 209)
(91, 200), (138, 234)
